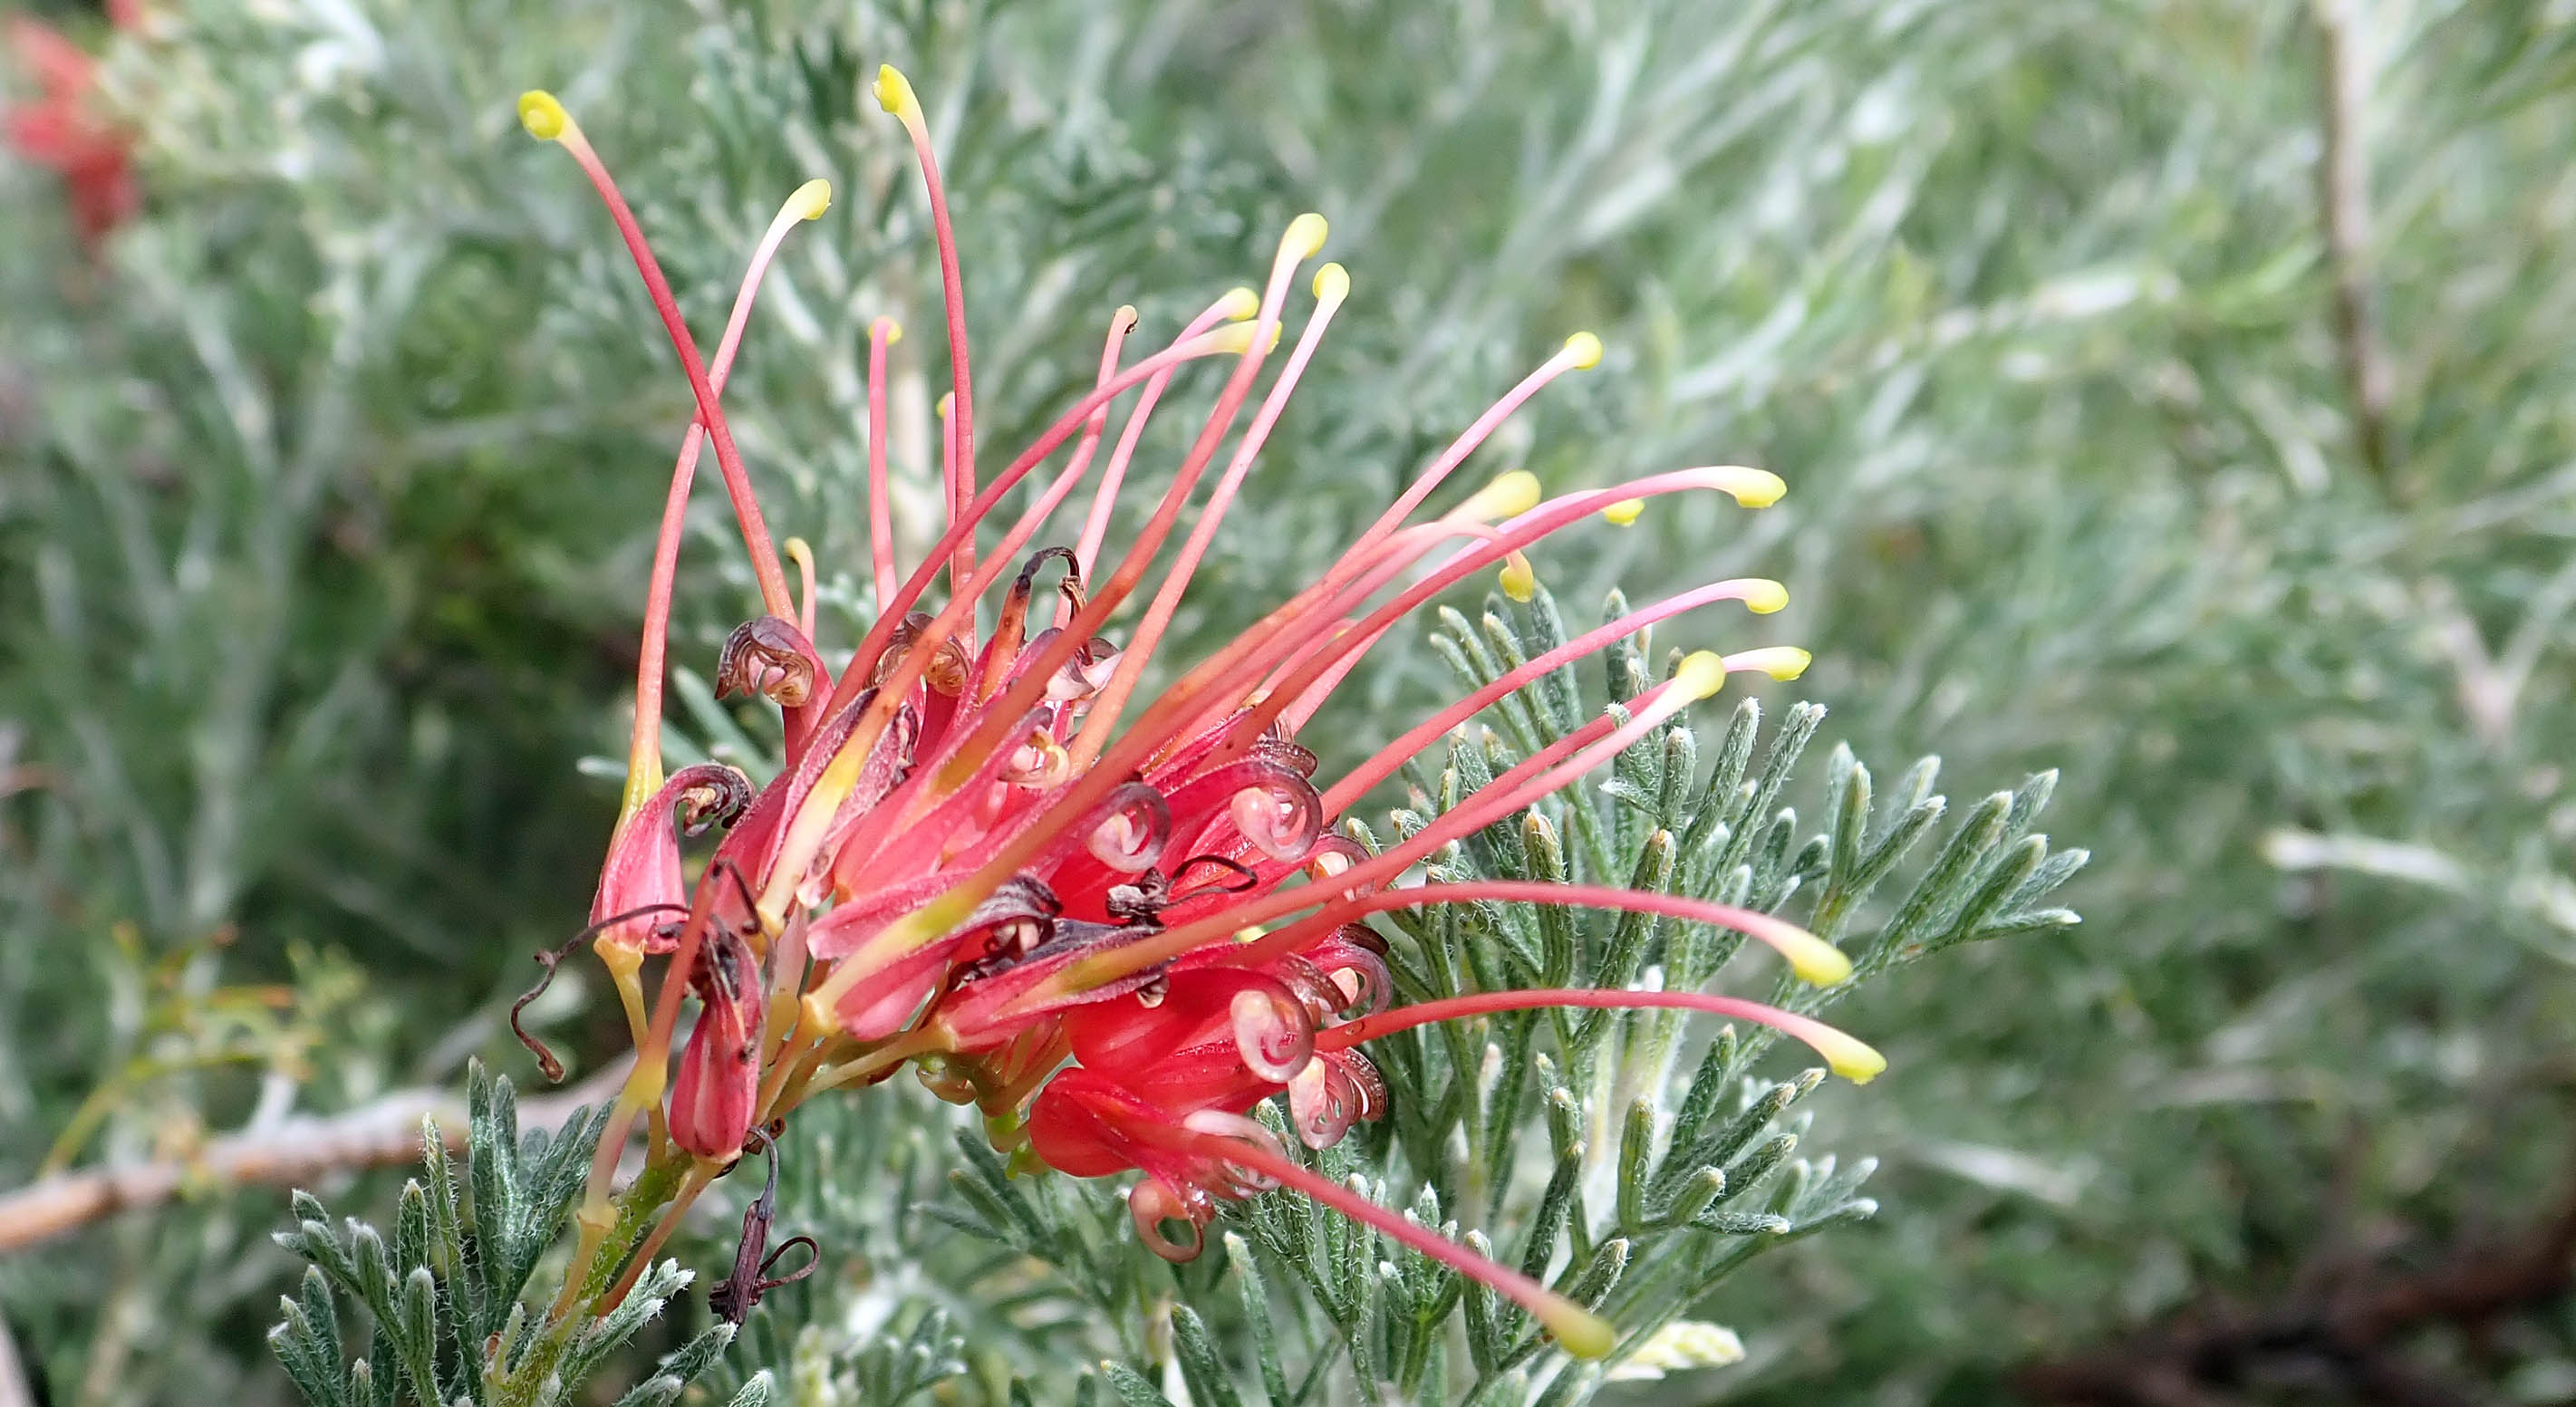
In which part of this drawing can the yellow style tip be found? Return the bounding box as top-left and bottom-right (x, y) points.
(788, 178), (833, 221)
(1716, 467), (1788, 508)
(1218, 286), (1260, 322)
(1823, 1033), (1888, 1084)
(1312, 261), (1351, 303)
(1779, 929), (1854, 986)
(1544, 1304), (1617, 1360)
(1562, 332), (1604, 370)
(1498, 551), (1538, 602)
(874, 64), (922, 121)
(517, 90), (568, 141)
(1672, 650), (1730, 699)
(1461, 468), (1541, 522)
(1602, 497), (1645, 525)
(1730, 645), (1810, 680)
(873, 315), (903, 344)
(1203, 323), (1281, 355)
(1742, 579), (1790, 614)
(1284, 212), (1329, 260)
(936, 390), (954, 420)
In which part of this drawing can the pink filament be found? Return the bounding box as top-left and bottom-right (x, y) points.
(890, 106), (979, 592)
(1052, 306), (1141, 631)
(1317, 987), (1860, 1069)
(546, 127), (794, 621)
(866, 316), (900, 608)
(1178, 1128), (1605, 1352)
(1346, 342), (1591, 562)
(1071, 282), (1349, 766)
(1317, 579), (1780, 813)
(1073, 294), (1246, 596)
(1230, 881), (1832, 990)
(626, 194), (825, 803)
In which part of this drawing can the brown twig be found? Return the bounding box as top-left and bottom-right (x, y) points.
(0, 1061), (628, 1255)
(2017, 1158), (2576, 1406)
(2313, 0), (2400, 501)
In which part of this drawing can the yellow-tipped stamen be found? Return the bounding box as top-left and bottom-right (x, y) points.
(1217, 285), (1260, 321)
(1775, 928), (1853, 985)
(1739, 579), (1790, 614)
(1283, 212), (1328, 260)
(1602, 497), (1645, 525)
(1498, 550), (1538, 602)
(1671, 650), (1731, 699)
(873, 63), (923, 124)
(1547, 1305), (1619, 1361)
(1561, 331), (1604, 370)
(517, 90), (571, 141)
(1707, 466), (1787, 507)
(1815, 1029), (1887, 1084)
(1312, 261), (1351, 304)
(1724, 645), (1811, 680)
(1452, 468), (1542, 523)
(1202, 323), (1282, 356)
(883, 318), (904, 343)
(786, 177), (833, 221)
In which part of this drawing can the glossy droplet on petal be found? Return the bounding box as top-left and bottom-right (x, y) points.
(1129, 1176), (1211, 1261)
(1085, 784), (1171, 872)
(1305, 835), (1371, 883)
(1229, 983), (1316, 1083)
(1287, 1050), (1386, 1149)
(1003, 729), (1072, 787)
(1259, 953), (1346, 1026)
(1323, 945), (1394, 1016)
(1180, 1108), (1288, 1195)
(1228, 772), (1323, 861)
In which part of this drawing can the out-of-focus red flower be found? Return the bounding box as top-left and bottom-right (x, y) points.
(5, 11), (140, 246)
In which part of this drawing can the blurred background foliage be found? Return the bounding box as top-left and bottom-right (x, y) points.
(3, 0), (2573, 1402)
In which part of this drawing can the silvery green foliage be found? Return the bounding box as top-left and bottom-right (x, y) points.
(28, 0), (2572, 1400)
(265, 1064), (757, 1407)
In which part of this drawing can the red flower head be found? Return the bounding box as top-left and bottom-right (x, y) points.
(517, 76), (1880, 1354)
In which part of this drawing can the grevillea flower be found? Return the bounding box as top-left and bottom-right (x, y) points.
(516, 72), (1883, 1357)
(5, 8), (140, 247)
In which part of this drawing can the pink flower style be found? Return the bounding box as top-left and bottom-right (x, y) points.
(516, 72), (1880, 1358)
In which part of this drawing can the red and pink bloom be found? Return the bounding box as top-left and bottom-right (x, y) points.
(517, 71), (1878, 1357)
